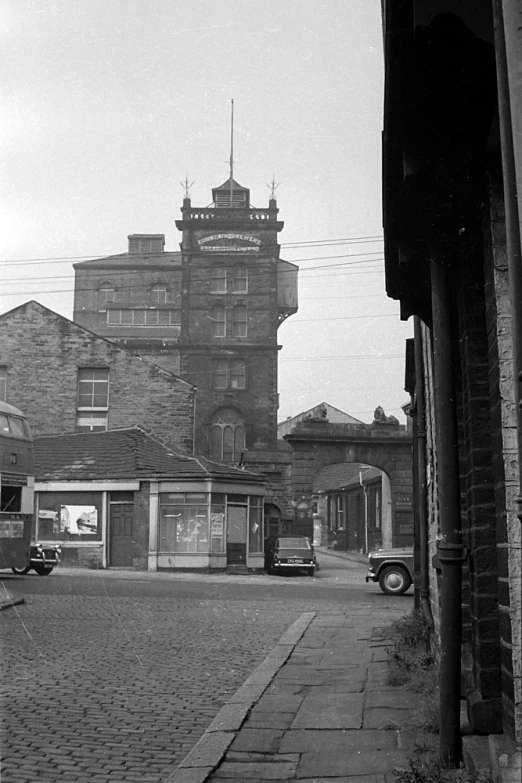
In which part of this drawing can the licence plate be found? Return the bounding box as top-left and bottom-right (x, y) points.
(290, 558), (303, 563)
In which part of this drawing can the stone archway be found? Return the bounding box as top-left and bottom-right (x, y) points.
(284, 418), (413, 549)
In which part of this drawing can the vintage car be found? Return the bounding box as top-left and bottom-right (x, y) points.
(365, 547), (414, 595)
(265, 536), (317, 577)
(11, 544), (61, 576)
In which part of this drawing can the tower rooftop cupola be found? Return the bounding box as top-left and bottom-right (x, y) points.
(212, 177), (250, 208)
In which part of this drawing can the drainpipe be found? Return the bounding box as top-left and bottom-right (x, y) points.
(430, 253), (465, 768)
(414, 316), (434, 630)
(492, 0), (522, 542)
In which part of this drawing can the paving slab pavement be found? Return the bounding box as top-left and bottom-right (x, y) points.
(163, 610), (430, 783)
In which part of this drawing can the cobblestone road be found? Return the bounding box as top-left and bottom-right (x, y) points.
(1, 556), (409, 782)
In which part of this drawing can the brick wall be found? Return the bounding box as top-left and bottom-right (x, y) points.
(0, 301), (195, 453)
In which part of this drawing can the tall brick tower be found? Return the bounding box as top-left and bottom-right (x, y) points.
(175, 176), (298, 460)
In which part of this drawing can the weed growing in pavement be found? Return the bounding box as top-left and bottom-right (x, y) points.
(386, 610), (439, 733)
(395, 743), (492, 783)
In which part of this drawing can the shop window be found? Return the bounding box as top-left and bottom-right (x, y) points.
(232, 306), (247, 338)
(159, 493), (210, 553)
(211, 306), (226, 337)
(232, 265), (248, 293)
(36, 492), (102, 541)
(151, 284), (167, 304)
(209, 408), (245, 462)
(249, 496), (263, 553)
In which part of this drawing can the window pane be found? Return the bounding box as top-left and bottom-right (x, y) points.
(133, 309), (146, 325)
(232, 306), (247, 337)
(211, 307), (226, 337)
(223, 426), (234, 461)
(211, 267), (227, 292)
(145, 310), (159, 325)
(120, 309), (132, 324)
(151, 285), (167, 304)
(210, 426), (223, 460)
(210, 506), (225, 552)
(213, 359), (228, 389)
(232, 266), (248, 293)
(234, 425), (245, 457)
(107, 310), (120, 324)
(249, 503), (263, 553)
(230, 359), (246, 389)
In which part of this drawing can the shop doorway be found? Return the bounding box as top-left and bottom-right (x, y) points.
(109, 502), (134, 567)
(226, 505), (247, 565)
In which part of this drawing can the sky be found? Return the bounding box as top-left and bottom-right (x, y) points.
(0, 0), (413, 424)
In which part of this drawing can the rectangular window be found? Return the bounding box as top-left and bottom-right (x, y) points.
(212, 358), (246, 389)
(248, 496), (263, 553)
(0, 366), (6, 402)
(232, 306), (247, 338)
(230, 359), (246, 389)
(212, 359), (228, 389)
(159, 493), (210, 553)
(77, 368), (109, 409)
(76, 412), (108, 432)
(36, 492), (102, 542)
(106, 309), (181, 326)
(232, 266), (248, 293)
(211, 307), (226, 337)
(211, 267), (227, 293)
(98, 288), (115, 310)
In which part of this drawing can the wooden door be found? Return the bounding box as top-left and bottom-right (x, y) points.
(109, 503), (134, 567)
(226, 506), (247, 565)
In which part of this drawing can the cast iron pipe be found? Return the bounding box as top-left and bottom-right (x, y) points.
(414, 316), (434, 630)
(430, 254), (465, 768)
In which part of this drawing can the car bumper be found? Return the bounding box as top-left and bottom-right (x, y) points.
(273, 562), (316, 570)
(365, 571), (378, 583)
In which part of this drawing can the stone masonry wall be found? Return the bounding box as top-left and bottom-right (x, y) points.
(0, 302), (195, 453)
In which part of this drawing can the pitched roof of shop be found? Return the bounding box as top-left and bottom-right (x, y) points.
(73, 251), (182, 269)
(34, 427), (264, 483)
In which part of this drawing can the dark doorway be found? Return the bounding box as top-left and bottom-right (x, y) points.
(226, 506), (247, 565)
(109, 503), (134, 567)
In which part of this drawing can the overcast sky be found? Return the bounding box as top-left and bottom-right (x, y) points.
(1, 0), (413, 423)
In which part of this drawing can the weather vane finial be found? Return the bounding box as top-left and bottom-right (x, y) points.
(267, 174), (280, 199)
(180, 174), (194, 199)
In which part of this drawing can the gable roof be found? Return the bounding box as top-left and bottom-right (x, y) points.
(0, 300), (193, 389)
(278, 402), (364, 433)
(34, 427), (264, 484)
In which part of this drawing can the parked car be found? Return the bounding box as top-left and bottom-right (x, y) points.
(265, 536), (317, 577)
(365, 547), (413, 595)
(11, 543), (61, 576)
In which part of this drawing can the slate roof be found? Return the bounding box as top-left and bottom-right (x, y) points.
(34, 427), (265, 484)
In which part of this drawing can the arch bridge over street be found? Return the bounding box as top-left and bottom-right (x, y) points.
(283, 415), (414, 550)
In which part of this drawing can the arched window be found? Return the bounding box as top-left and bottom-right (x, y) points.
(210, 408), (245, 462)
(232, 305), (247, 337)
(98, 284), (115, 310)
(151, 283), (167, 304)
(211, 305), (226, 337)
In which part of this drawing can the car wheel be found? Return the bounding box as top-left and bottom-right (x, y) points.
(11, 566), (30, 575)
(378, 565), (411, 595)
(33, 565), (54, 576)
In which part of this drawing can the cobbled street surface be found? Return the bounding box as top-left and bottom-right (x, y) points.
(0, 553), (411, 783)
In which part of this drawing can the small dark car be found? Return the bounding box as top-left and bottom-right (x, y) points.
(265, 536), (317, 577)
(365, 547), (413, 595)
(11, 544), (61, 576)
